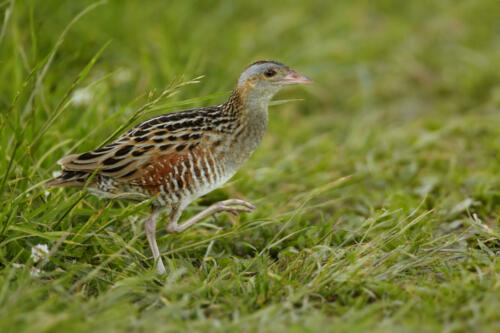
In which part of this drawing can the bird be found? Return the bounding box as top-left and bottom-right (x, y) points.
(46, 60), (312, 275)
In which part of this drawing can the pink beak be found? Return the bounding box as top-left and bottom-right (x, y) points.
(281, 70), (313, 85)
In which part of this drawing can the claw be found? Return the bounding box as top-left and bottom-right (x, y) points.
(227, 209), (240, 216)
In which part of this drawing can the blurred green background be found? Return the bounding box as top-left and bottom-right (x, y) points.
(1, 0), (499, 332)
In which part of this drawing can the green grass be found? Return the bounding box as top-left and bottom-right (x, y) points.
(1, 0), (500, 331)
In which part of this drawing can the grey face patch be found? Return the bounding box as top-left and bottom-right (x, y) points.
(237, 61), (290, 89)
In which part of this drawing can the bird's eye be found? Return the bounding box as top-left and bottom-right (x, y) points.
(264, 69), (277, 77)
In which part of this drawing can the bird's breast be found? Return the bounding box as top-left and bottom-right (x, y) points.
(151, 106), (268, 207)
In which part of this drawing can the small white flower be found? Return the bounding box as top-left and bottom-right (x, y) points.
(71, 87), (93, 106)
(52, 171), (61, 178)
(30, 267), (42, 277)
(30, 244), (49, 263)
(44, 190), (50, 197)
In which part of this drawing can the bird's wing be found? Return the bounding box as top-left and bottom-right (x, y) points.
(57, 106), (223, 185)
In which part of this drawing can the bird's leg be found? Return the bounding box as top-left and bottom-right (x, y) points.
(145, 207), (166, 275)
(166, 199), (256, 234)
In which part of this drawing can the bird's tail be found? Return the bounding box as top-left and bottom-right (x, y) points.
(45, 170), (92, 187)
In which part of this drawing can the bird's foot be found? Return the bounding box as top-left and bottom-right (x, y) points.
(165, 199), (256, 234)
(212, 199), (256, 216)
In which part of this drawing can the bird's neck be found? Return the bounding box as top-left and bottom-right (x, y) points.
(232, 80), (280, 113)
(220, 88), (270, 169)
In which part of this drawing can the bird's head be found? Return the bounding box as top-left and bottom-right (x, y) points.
(235, 60), (312, 107)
